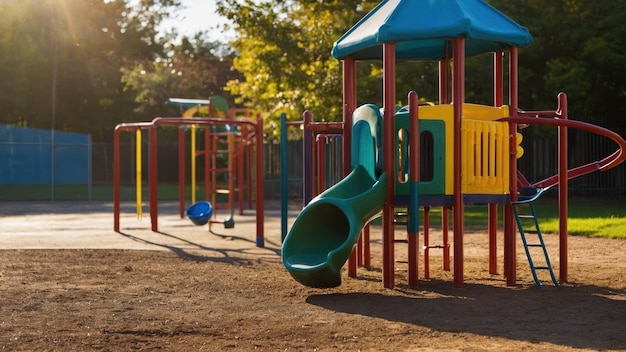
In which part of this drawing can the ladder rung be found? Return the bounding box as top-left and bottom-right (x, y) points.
(534, 266), (550, 270)
(424, 245), (446, 249)
(517, 215), (535, 219)
(527, 244), (543, 247)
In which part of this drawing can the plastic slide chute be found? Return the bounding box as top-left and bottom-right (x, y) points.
(282, 105), (385, 288)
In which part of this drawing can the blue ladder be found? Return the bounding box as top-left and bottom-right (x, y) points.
(512, 187), (561, 289)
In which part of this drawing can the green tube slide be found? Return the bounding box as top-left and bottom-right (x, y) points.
(282, 105), (385, 288)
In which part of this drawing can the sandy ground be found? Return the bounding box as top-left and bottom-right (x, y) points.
(0, 200), (624, 351)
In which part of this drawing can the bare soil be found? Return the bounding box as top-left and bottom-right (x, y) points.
(0, 201), (624, 351)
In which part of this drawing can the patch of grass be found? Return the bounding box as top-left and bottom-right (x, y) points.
(412, 196), (626, 239)
(540, 217), (626, 239)
(459, 197), (626, 239)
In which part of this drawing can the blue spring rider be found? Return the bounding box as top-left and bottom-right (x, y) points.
(186, 201), (213, 226)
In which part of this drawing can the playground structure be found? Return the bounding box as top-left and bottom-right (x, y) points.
(112, 100), (266, 247)
(167, 97), (256, 228)
(282, 0), (626, 289)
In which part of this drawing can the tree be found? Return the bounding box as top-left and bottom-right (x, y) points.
(217, 0), (625, 141)
(121, 35), (241, 119)
(0, 0), (182, 142)
(216, 0), (381, 140)
(490, 0), (626, 135)
(0, 0), (53, 128)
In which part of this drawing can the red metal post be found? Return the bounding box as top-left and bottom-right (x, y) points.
(439, 43), (450, 105)
(442, 209), (450, 271)
(557, 92), (568, 283)
(316, 135), (326, 196)
(452, 38), (466, 288)
(178, 128), (186, 218)
(489, 50), (504, 275)
(238, 135), (244, 215)
(343, 57), (356, 176)
(204, 129), (210, 202)
(341, 58), (361, 278)
(255, 114), (265, 247)
(408, 90), (420, 289)
(149, 126), (159, 232)
(504, 47), (519, 285)
(113, 127), (121, 232)
(246, 128), (253, 209)
(303, 110), (313, 203)
(363, 226), (371, 268)
(423, 206), (430, 278)
(438, 48), (451, 272)
(227, 133), (235, 215)
(382, 42), (397, 288)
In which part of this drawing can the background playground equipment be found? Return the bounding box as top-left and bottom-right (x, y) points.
(112, 110), (266, 247)
(167, 97), (255, 229)
(282, 0), (626, 289)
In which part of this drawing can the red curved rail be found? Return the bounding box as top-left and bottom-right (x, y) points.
(501, 116), (626, 189)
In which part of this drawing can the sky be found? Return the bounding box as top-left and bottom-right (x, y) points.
(159, 0), (234, 42)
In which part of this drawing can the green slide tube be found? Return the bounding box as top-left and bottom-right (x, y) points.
(282, 167), (386, 288)
(283, 104), (383, 288)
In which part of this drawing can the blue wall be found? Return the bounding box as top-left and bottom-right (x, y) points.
(0, 125), (91, 185)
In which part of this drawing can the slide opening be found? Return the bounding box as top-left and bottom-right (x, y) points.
(284, 202), (350, 269)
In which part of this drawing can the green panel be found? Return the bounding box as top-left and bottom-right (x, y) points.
(394, 114), (445, 196)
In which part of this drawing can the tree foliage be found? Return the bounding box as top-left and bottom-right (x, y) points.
(490, 0), (626, 134)
(121, 35), (241, 118)
(216, 0), (380, 139)
(218, 0), (625, 139)
(0, 0), (624, 144)
(0, 0), (238, 142)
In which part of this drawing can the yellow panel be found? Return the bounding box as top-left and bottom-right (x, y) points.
(461, 119), (509, 194)
(414, 104), (510, 195)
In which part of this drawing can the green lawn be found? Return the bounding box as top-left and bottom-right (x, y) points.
(460, 196), (626, 239)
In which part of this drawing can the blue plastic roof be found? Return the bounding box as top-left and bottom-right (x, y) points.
(332, 0), (533, 60)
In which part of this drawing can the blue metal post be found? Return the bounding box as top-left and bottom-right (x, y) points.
(280, 113), (288, 241)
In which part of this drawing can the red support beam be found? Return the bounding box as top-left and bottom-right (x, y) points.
(557, 92), (568, 283)
(178, 129), (186, 218)
(382, 42), (396, 288)
(438, 47), (451, 274)
(113, 127), (121, 232)
(343, 57), (360, 278)
(490, 50), (504, 275)
(452, 37), (466, 288)
(408, 91), (420, 289)
(149, 126), (159, 232)
(255, 114), (265, 247)
(504, 47), (519, 286)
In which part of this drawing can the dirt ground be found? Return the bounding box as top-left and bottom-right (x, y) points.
(0, 201), (624, 351)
